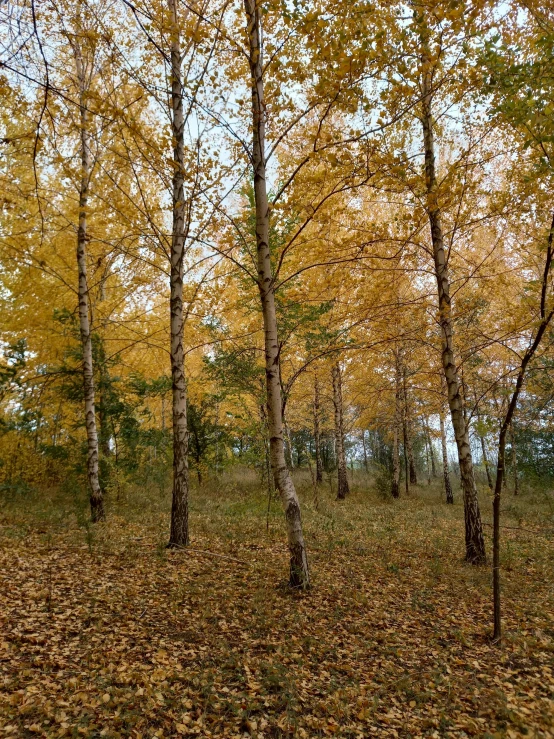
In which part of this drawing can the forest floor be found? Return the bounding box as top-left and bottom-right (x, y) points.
(1, 472), (553, 739)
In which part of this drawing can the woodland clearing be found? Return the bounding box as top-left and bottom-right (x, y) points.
(1, 473), (553, 739)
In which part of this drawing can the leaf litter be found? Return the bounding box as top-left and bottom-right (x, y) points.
(0, 491), (553, 738)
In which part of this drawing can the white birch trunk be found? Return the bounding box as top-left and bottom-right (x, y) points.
(74, 40), (104, 523)
(421, 47), (485, 562)
(243, 0), (309, 587)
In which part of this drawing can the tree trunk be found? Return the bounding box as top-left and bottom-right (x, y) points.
(391, 357), (401, 499)
(332, 362), (349, 500)
(480, 432), (493, 491)
(510, 424), (519, 496)
(244, 0), (309, 588)
(492, 213), (554, 642)
(75, 41), (104, 523)
(97, 342), (112, 460)
(167, 0), (190, 548)
(421, 48), (485, 563)
(391, 417), (400, 499)
(439, 412), (453, 505)
(402, 421), (409, 495)
(284, 416), (294, 469)
(424, 430), (431, 485)
(361, 429), (369, 473)
(425, 419), (437, 477)
(313, 374), (323, 483)
(402, 365), (417, 484)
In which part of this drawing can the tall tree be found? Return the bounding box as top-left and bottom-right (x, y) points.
(492, 214), (554, 642)
(391, 353), (401, 499)
(242, 0), (309, 587)
(313, 374), (323, 484)
(439, 411), (453, 505)
(402, 363), (417, 485)
(332, 362), (349, 500)
(72, 10), (104, 522)
(167, 0), (190, 548)
(418, 13), (485, 562)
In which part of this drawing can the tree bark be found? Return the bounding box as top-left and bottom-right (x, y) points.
(284, 416), (294, 469)
(421, 47), (485, 562)
(424, 429), (431, 485)
(402, 365), (417, 484)
(391, 357), (401, 499)
(510, 424), (519, 496)
(480, 432), (493, 491)
(439, 412), (453, 505)
(167, 0), (190, 548)
(332, 362), (349, 499)
(244, 0), (309, 588)
(361, 429), (369, 473)
(74, 39), (104, 523)
(402, 420), (409, 495)
(425, 419), (437, 477)
(313, 374), (323, 483)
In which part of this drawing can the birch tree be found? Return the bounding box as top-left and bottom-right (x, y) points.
(332, 362), (349, 499)
(241, 0), (309, 587)
(166, 0), (190, 547)
(417, 9), (486, 562)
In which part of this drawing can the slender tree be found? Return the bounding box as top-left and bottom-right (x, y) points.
(403, 364), (417, 485)
(439, 411), (453, 505)
(73, 18), (104, 523)
(420, 25), (485, 562)
(242, 0), (309, 587)
(425, 418), (437, 478)
(167, 0), (190, 548)
(391, 354), (401, 498)
(313, 374), (323, 484)
(510, 424), (519, 496)
(332, 362), (349, 500)
(492, 214), (554, 642)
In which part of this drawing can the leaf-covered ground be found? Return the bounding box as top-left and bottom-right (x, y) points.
(1, 477), (553, 738)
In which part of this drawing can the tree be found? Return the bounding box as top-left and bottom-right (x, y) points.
(313, 373), (323, 484)
(241, 0), (309, 587)
(71, 8), (105, 522)
(166, 0), (190, 548)
(332, 362), (349, 499)
(417, 8), (486, 563)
